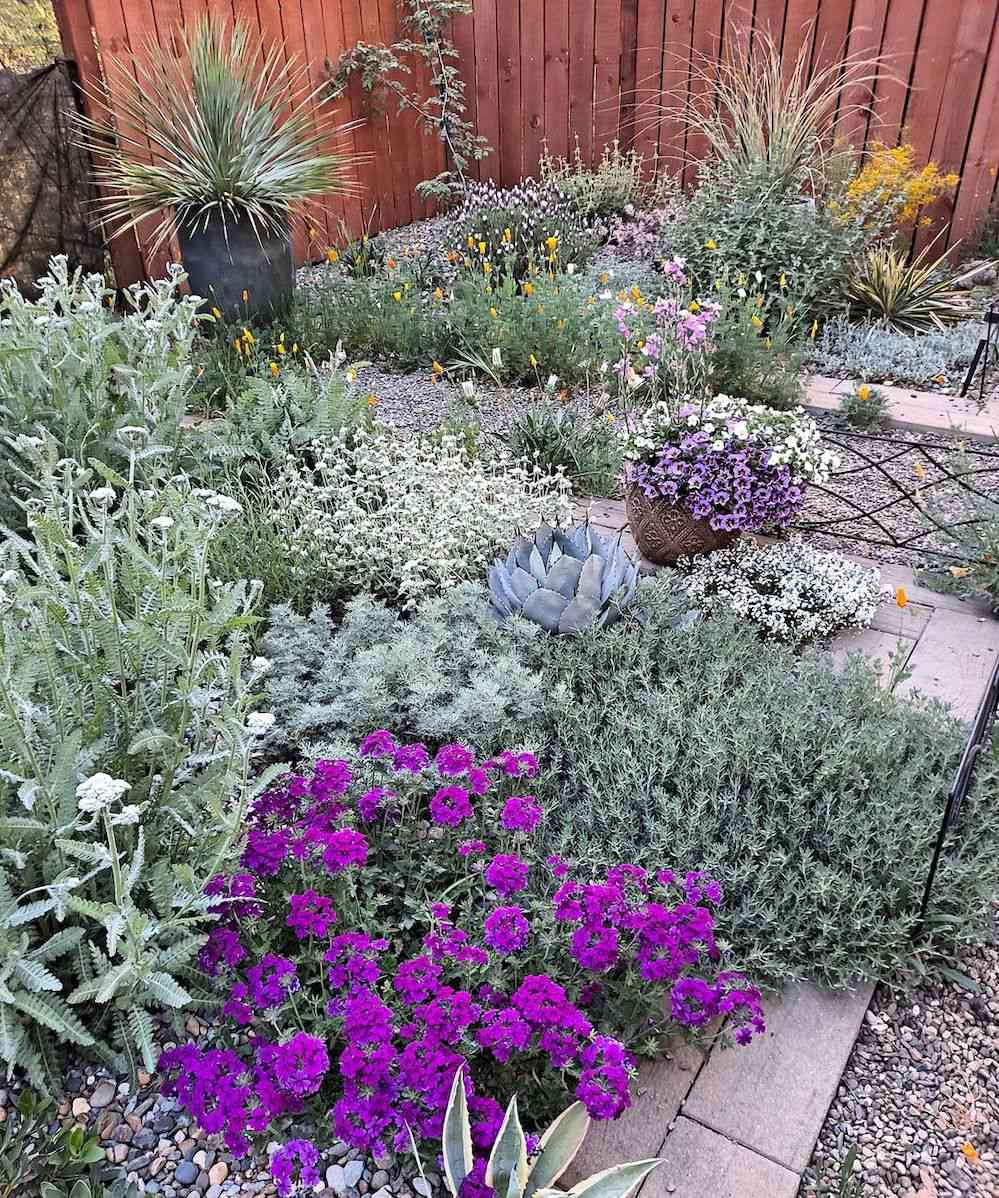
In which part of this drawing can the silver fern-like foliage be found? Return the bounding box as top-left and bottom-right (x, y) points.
(488, 523), (640, 635)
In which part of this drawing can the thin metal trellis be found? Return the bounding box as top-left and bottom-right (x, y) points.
(793, 427), (999, 562)
(919, 652), (999, 922)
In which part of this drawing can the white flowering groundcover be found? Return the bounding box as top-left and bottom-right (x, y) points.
(683, 537), (889, 647)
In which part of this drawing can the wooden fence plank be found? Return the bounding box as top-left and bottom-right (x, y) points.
(869, 0), (925, 147)
(633, 0), (665, 168)
(657, 0), (695, 179)
(497, 0), (523, 183)
(520, 0), (545, 176)
(568, 0), (596, 164)
(544, 0), (571, 163)
(682, 0), (724, 187)
(471, 0), (501, 179)
(618, 0), (639, 150)
(917, 0), (999, 254)
(950, 14), (999, 250)
(592, 0), (622, 157)
(835, 0), (890, 153)
(311, 0), (361, 241)
(780, 0), (820, 80)
(451, 6), (478, 179)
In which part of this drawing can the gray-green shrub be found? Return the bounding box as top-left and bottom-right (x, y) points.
(535, 589), (997, 987)
(807, 316), (983, 386)
(0, 440), (280, 1090)
(261, 584), (545, 759)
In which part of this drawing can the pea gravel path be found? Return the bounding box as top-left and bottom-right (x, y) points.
(800, 933), (999, 1198)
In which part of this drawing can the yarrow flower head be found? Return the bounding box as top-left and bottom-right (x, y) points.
(75, 773), (130, 815)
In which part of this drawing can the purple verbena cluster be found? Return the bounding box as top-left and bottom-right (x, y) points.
(158, 731), (764, 1197)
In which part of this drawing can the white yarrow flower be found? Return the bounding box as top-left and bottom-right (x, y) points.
(76, 773), (131, 814)
(89, 486), (116, 505)
(150, 515), (174, 530)
(247, 712), (276, 736)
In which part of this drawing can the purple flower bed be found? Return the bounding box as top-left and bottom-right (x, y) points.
(158, 733), (764, 1196)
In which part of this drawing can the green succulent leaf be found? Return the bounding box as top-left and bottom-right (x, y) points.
(442, 1065), (474, 1196)
(486, 1096), (529, 1198)
(526, 1103), (590, 1197)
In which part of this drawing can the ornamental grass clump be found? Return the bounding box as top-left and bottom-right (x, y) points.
(622, 395), (837, 533)
(158, 733), (764, 1192)
(683, 537), (889, 647)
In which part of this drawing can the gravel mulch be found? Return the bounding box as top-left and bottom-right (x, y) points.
(800, 934), (999, 1198)
(3, 1016), (431, 1198)
(796, 415), (999, 569)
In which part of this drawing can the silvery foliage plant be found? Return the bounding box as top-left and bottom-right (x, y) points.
(488, 523), (640, 635)
(0, 256), (200, 456)
(0, 434), (284, 1090)
(806, 315), (983, 388)
(269, 428), (572, 609)
(683, 536), (889, 647)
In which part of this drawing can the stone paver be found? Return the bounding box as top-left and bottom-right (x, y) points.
(899, 608), (999, 721)
(806, 375), (999, 443)
(828, 625), (915, 679)
(567, 1041), (704, 1185)
(680, 983), (876, 1175)
(647, 1117), (800, 1198)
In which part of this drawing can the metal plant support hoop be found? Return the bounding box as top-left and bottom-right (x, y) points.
(793, 427), (999, 563)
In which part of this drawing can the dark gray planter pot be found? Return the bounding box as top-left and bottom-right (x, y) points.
(177, 214), (294, 323)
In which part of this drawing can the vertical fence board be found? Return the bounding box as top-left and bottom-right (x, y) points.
(950, 15), (999, 251)
(835, 0), (889, 153)
(869, 0), (924, 146)
(632, 0), (665, 168)
(657, 0), (696, 178)
(568, 0), (596, 163)
(451, 6), (478, 180)
(471, 0), (501, 179)
(497, 0), (523, 182)
(917, 0), (999, 254)
(520, 0), (546, 175)
(543, 0), (571, 163)
(592, 0), (623, 156)
(780, 0), (820, 79)
(682, 0), (725, 187)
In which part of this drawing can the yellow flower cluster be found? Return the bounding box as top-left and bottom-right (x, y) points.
(839, 142), (959, 229)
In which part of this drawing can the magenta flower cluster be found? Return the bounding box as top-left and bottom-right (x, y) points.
(158, 732), (764, 1198)
(628, 426), (805, 533)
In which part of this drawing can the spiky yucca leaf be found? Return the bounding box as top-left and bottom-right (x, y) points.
(844, 242), (980, 332)
(78, 15), (365, 250)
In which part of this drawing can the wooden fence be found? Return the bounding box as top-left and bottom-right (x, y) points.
(53, 0), (999, 286)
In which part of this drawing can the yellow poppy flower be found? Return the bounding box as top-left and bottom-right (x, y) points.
(545, 235), (558, 252)
(529, 354), (538, 367)
(895, 586), (908, 609)
(326, 249), (339, 264)
(857, 384), (871, 401)
(269, 361), (279, 377)
(689, 301), (701, 314)
(392, 291), (403, 302)
(434, 287), (444, 301)
(211, 306), (222, 320)
(523, 282), (535, 297)
(704, 239), (718, 250)
(750, 314), (763, 329)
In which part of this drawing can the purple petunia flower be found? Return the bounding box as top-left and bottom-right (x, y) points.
(322, 828), (368, 874)
(286, 890), (336, 940)
(429, 785), (473, 827)
(270, 1139), (321, 1198)
(435, 743), (476, 777)
(359, 729), (397, 758)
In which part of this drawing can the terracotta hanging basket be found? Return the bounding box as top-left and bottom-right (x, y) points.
(625, 483), (740, 565)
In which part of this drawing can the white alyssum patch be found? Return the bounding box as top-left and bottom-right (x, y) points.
(684, 537), (889, 647)
(273, 429), (571, 609)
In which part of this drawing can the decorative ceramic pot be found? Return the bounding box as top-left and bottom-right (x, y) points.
(625, 483), (739, 565)
(177, 212), (294, 322)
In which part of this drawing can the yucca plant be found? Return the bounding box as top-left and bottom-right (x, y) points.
(843, 241), (979, 332)
(79, 16), (363, 317)
(80, 15), (361, 249)
(431, 1069), (663, 1198)
(651, 27), (883, 189)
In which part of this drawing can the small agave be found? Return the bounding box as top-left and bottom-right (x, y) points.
(488, 523), (640, 635)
